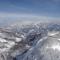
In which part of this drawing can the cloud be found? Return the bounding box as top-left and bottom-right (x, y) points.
(0, 12), (60, 22)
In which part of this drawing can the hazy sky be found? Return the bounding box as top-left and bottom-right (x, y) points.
(0, 0), (60, 22)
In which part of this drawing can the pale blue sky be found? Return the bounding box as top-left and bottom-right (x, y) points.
(0, 0), (60, 17)
(0, 0), (60, 24)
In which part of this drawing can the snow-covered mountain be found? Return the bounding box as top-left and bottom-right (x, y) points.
(0, 23), (60, 60)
